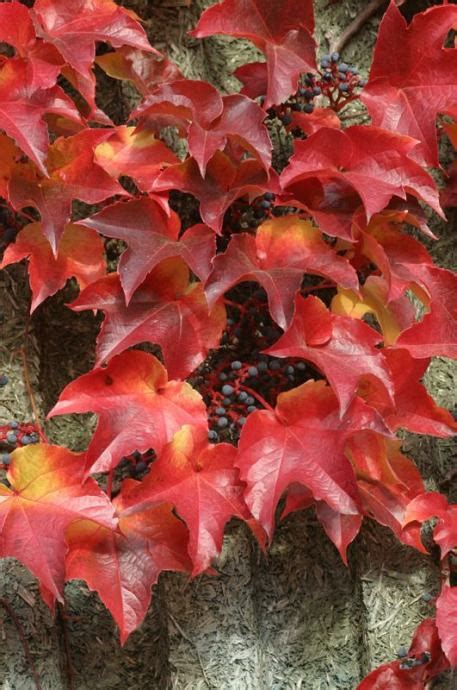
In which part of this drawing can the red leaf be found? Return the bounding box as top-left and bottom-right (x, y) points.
(280, 126), (443, 239)
(8, 128), (126, 253)
(0, 221), (106, 312)
(123, 425), (251, 574)
(402, 492), (457, 559)
(80, 198), (215, 302)
(234, 62), (267, 100)
(436, 584), (457, 665)
(358, 617), (450, 688)
(361, 1), (457, 166)
(346, 432), (426, 551)
(96, 47), (183, 96)
(134, 80), (272, 175)
(65, 492), (191, 644)
(69, 258), (225, 378)
(191, 0), (316, 108)
(32, 0), (154, 82)
(0, 444), (116, 603)
(315, 502), (362, 565)
(94, 125), (179, 191)
(395, 266), (457, 359)
(236, 379), (388, 539)
(383, 349), (457, 437)
(0, 59), (82, 175)
(204, 215), (358, 329)
(152, 151), (278, 233)
(433, 506), (457, 560)
(47, 350), (208, 476)
(267, 295), (395, 416)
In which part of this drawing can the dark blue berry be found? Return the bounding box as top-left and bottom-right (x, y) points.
(1, 453), (11, 464)
(208, 430), (218, 442)
(3, 227), (17, 243)
(9, 421), (19, 429)
(0, 374), (9, 386)
(312, 86), (322, 96)
(219, 372), (228, 381)
(257, 361), (268, 372)
(264, 192), (275, 201)
(338, 83), (349, 93)
(217, 416), (229, 428)
(282, 114), (292, 126)
(247, 406), (256, 413)
(303, 103), (314, 114)
(222, 384), (234, 396)
(215, 407), (226, 415)
(248, 366), (258, 377)
(238, 417), (246, 426)
(338, 63), (349, 73)
(323, 73), (332, 82)
(223, 397), (232, 406)
(296, 362), (306, 371)
(21, 435), (34, 445)
(348, 66), (358, 75)
(245, 397), (255, 406)
(331, 52), (340, 62)
(6, 431), (17, 444)
(320, 58), (330, 69)
(270, 361), (281, 371)
(358, 79), (366, 87)
(238, 391), (248, 402)
(231, 361), (242, 370)
(135, 461), (148, 474)
(226, 318), (235, 326)
(285, 365), (294, 375)
(259, 199), (271, 209)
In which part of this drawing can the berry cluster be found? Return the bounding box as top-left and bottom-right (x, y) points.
(192, 286), (319, 443)
(118, 448), (155, 479)
(266, 52), (365, 130)
(0, 420), (40, 466)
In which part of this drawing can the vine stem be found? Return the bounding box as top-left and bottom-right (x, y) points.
(239, 384), (275, 414)
(329, 0), (387, 56)
(0, 598), (43, 690)
(57, 603), (75, 690)
(22, 313), (48, 443)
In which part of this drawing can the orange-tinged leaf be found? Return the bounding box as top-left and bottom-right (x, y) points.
(0, 222), (106, 312)
(205, 216), (358, 329)
(95, 47), (183, 96)
(65, 492), (191, 644)
(47, 350), (208, 476)
(8, 128), (126, 253)
(0, 444), (116, 603)
(0, 133), (20, 198)
(315, 502), (362, 565)
(346, 431), (426, 551)
(94, 126), (178, 191)
(69, 258), (226, 379)
(123, 425), (251, 574)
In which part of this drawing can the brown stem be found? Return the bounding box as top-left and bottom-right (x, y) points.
(21, 313), (48, 443)
(0, 598), (43, 690)
(57, 603), (75, 690)
(329, 0), (387, 56)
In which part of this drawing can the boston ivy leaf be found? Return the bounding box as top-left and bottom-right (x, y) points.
(346, 432), (426, 552)
(205, 215), (358, 329)
(267, 295), (395, 416)
(280, 126), (443, 239)
(361, 1), (457, 166)
(0, 59), (82, 175)
(80, 198), (215, 303)
(191, 0), (316, 108)
(94, 125), (178, 191)
(32, 0), (154, 84)
(315, 502), (362, 565)
(65, 491), (191, 644)
(96, 47), (183, 96)
(48, 350), (207, 476)
(134, 80), (272, 175)
(152, 151), (279, 233)
(236, 379), (388, 539)
(0, 444), (116, 603)
(0, 221), (106, 312)
(69, 258), (225, 378)
(8, 128), (126, 254)
(402, 493), (457, 560)
(436, 585), (457, 666)
(123, 424), (251, 574)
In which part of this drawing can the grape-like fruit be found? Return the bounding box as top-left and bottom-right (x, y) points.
(1, 453), (11, 464)
(238, 391), (248, 402)
(247, 406), (256, 413)
(208, 430), (218, 441)
(215, 407), (226, 416)
(217, 416), (229, 428)
(245, 397), (255, 406)
(6, 431), (17, 444)
(247, 366), (258, 377)
(0, 374), (9, 386)
(222, 384), (234, 396)
(231, 361), (242, 370)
